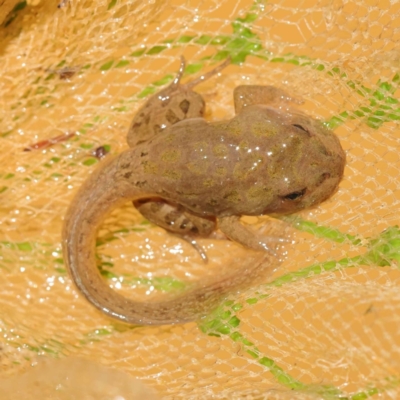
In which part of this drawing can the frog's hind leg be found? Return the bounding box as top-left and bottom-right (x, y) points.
(134, 199), (216, 262)
(233, 85), (302, 114)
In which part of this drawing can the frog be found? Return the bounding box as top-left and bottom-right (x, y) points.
(62, 57), (346, 326)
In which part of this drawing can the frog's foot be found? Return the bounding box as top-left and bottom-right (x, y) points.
(248, 236), (288, 257)
(171, 56), (187, 86)
(218, 215), (285, 257)
(185, 57), (231, 89)
(170, 56), (230, 90)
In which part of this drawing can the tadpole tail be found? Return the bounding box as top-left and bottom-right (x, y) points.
(63, 150), (271, 325)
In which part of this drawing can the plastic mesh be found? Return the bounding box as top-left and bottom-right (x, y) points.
(1, 0), (400, 398)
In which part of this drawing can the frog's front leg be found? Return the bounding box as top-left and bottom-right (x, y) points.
(233, 85), (301, 114)
(218, 215), (283, 255)
(134, 199), (216, 261)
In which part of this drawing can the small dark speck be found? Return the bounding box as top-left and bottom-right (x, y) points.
(140, 152), (148, 157)
(317, 172), (330, 186)
(179, 99), (190, 114)
(364, 305), (374, 315)
(136, 181), (148, 188)
(47, 65), (80, 80)
(123, 172), (132, 179)
(58, 69), (77, 80)
(94, 146), (109, 159)
(166, 109), (180, 124)
(153, 124), (163, 134)
(58, 0), (69, 8)
(130, 122), (142, 131)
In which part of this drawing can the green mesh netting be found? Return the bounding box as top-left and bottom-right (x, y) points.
(1, 0), (400, 398)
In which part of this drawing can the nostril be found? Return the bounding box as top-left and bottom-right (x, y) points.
(317, 172), (331, 186)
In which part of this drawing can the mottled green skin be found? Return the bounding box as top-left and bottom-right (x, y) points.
(118, 105), (344, 218)
(63, 64), (345, 325)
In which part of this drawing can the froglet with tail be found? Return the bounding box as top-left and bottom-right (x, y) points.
(63, 58), (345, 325)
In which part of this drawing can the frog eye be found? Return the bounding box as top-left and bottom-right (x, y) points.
(282, 188), (306, 200)
(292, 124), (310, 134)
